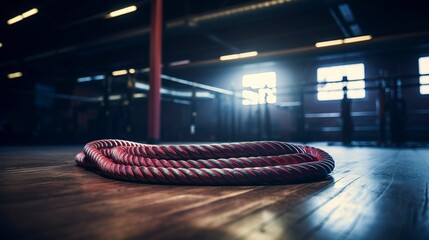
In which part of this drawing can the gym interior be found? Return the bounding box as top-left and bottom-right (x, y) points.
(1, 0), (428, 239)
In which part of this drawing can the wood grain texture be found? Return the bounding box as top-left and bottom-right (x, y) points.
(0, 145), (428, 240)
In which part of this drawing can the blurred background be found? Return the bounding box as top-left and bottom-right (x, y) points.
(1, 0), (428, 146)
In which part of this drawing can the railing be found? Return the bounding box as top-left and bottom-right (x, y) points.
(2, 72), (428, 146)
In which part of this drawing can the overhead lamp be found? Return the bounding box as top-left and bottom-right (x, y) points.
(315, 35), (372, 48)
(169, 60), (190, 67)
(7, 8), (38, 25)
(343, 35), (372, 44)
(191, 0), (292, 23)
(108, 6), (137, 18)
(0, 42), (3, 48)
(220, 51), (258, 61)
(128, 68), (136, 74)
(22, 8), (39, 18)
(112, 70), (128, 76)
(8, 72), (23, 79)
(7, 16), (23, 25)
(315, 39), (344, 48)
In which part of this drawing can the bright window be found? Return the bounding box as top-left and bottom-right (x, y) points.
(317, 63), (365, 101)
(242, 72), (276, 105)
(419, 57), (429, 95)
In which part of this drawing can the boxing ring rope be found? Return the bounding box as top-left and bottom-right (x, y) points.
(76, 140), (334, 185)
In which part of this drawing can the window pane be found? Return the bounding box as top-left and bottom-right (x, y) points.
(242, 90), (259, 105)
(317, 63), (365, 101)
(347, 80), (365, 90)
(420, 76), (429, 85)
(343, 63), (365, 80)
(317, 90), (343, 101)
(419, 57), (429, 74)
(348, 89), (366, 99)
(419, 57), (429, 95)
(420, 85), (429, 95)
(242, 72), (277, 105)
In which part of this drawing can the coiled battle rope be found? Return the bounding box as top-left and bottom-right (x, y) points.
(75, 139), (334, 185)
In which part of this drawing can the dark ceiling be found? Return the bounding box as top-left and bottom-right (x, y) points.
(1, 0), (429, 79)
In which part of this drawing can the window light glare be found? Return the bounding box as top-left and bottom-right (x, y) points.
(93, 75), (105, 80)
(135, 82), (150, 90)
(109, 95), (122, 100)
(112, 70), (128, 76)
(242, 72), (276, 88)
(108, 6), (137, 18)
(77, 76), (92, 82)
(241, 72), (277, 105)
(169, 60), (190, 66)
(420, 85), (429, 95)
(419, 56), (429, 95)
(418, 57), (429, 75)
(7, 8), (38, 25)
(220, 51), (258, 61)
(77, 75), (105, 82)
(317, 63), (365, 101)
(8, 72), (23, 79)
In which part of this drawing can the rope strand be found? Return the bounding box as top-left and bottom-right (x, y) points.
(75, 140), (335, 185)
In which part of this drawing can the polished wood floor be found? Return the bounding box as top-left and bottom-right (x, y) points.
(0, 144), (428, 240)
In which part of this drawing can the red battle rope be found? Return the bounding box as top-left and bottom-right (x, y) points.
(75, 140), (334, 185)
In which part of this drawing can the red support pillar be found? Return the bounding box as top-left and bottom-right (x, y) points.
(148, 0), (163, 143)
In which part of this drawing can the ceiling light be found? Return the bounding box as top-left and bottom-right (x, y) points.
(169, 60), (190, 66)
(112, 70), (128, 76)
(191, 0), (292, 22)
(7, 16), (23, 25)
(0, 42), (3, 48)
(315, 39), (343, 48)
(8, 72), (23, 79)
(220, 53), (239, 61)
(128, 68), (136, 74)
(315, 35), (373, 48)
(7, 8), (38, 25)
(220, 51), (258, 61)
(238, 51), (258, 58)
(108, 6), (137, 18)
(135, 82), (150, 90)
(22, 8), (39, 18)
(343, 35), (372, 44)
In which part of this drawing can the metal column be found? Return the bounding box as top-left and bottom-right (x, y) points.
(147, 0), (163, 143)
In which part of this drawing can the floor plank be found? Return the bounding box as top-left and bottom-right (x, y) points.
(0, 144), (428, 240)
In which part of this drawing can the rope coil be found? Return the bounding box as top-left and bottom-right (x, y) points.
(75, 139), (335, 185)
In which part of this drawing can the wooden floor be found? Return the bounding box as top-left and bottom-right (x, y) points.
(0, 144), (428, 240)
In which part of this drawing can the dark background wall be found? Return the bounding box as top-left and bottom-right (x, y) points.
(1, 0), (428, 145)
(2, 46), (428, 145)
